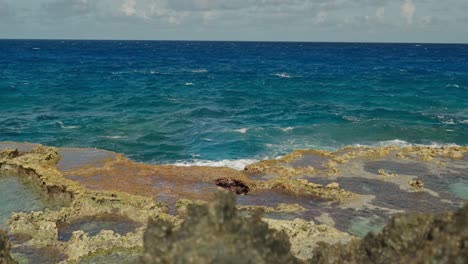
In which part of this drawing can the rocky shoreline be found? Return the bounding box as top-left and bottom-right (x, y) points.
(0, 142), (466, 263)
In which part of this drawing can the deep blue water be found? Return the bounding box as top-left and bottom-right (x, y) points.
(0, 40), (467, 166)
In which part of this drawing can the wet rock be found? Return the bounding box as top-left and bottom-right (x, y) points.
(141, 192), (301, 264)
(0, 229), (17, 264)
(238, 203), (307, 215)
(378, 169), (397, 177)
(325, 182), (340, 190)
(215, 178), (250, 195)
(267, 178), (355, 202)
(31, 146), (61, 165)
(409, 179), (424, 189)
(264, 218), (354, 261)
(0, 149), (19, 160)
(310, 204), (468, 264)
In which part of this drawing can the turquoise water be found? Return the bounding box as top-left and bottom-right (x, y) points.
(450, 182), (468, 200)
(1, 40), (467, 166)
(0, 176), (46, 229)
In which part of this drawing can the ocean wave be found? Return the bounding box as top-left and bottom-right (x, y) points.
(57, 121), (80, 129)
(234, 128), (248, 134)
(279, 127), (294, 132)
(272, 72), (292, 78)
(442, 119), (456, 125)
(436, 115), (465, 125)
(185, 82), (195, 86)
(191, 69), (208, 73)
(342, 116), (361, 122)
(172, 159), (258, 171)
(101, 136), (128, 139)
(355, 139), (460, 148)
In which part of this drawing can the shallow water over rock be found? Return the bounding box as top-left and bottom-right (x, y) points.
(57, 213), (142, 241)
(0, 176), (46, 229)
(78, 250), (140, 264)
(56, 148), (119, 172)
(289, 154), (328, 169)
(11, 246), (67, 264)
(449, 182), (468, 199)
(364, 160), (430, 176)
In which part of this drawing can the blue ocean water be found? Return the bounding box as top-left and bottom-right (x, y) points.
(0, 40), (467, 167)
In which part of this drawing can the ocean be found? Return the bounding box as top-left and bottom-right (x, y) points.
(0, 40), (467, 168)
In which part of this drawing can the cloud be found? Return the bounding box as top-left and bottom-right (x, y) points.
(0, 0), (15, 20)
(166, 0), (248, 12)
(42, 0), (96, 19)
(120, 0), (137, 16)
(376, 7), (385, 22)
(313, 11), (327, 25)
(401, 0), (416, 25)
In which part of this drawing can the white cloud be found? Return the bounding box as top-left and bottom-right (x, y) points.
(401, 0), (416, 25)
(120, 0), (137, 16)
(376, 7), (385, 22)
(0, 0), (14, 19)
(313, 11), (327, 25)
(42, 0), (96, 18)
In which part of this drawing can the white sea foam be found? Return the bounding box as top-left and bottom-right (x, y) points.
(280, 127), (294, 132)
(355, 139), (460, 148)
(192, 69), (208, 73)
(442, 119), (456, 125)
(102, 136), (128, 139)
(446, 84), (460, 88)
(173, 159), (258, 171)
(273, 72), (292, 78)
(234, 128), (248, 134)
(343, 116), (361, 122)
(57, 121), (80, 129)
(185, 82), (195, 86)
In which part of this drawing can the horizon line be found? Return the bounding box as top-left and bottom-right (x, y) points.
(1, 38), (467, 45)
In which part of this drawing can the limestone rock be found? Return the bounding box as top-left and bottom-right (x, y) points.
(409, 179), (424, 189)
(310, 204), (468, 264)
(0, 229), (17, 264)
(265, 218), (353, 261)
(325, 182), (340, 190)
(141, 192), (301, 264)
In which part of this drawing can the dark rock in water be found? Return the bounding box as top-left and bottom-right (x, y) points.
(215, 178), (250, 195)
(141, 192), (300, 264)
(311, 204), (468, 264)
(409, 179), (424, 189)
(0, 229), (17, 264)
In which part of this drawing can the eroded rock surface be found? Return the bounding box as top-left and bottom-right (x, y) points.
(141, 192), (301, 264)
(1, 143), (467, 263)
(311, 204), (468, 264)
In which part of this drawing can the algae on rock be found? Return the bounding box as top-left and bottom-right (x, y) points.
(141, 192), (301, 264)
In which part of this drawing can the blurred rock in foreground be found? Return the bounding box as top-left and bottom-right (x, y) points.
(311, 204), (468, 264)
(0, 230), (17, 264)
(141, 191), (301, 264)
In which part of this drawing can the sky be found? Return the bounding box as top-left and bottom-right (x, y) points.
(0, 0), (467, 43)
